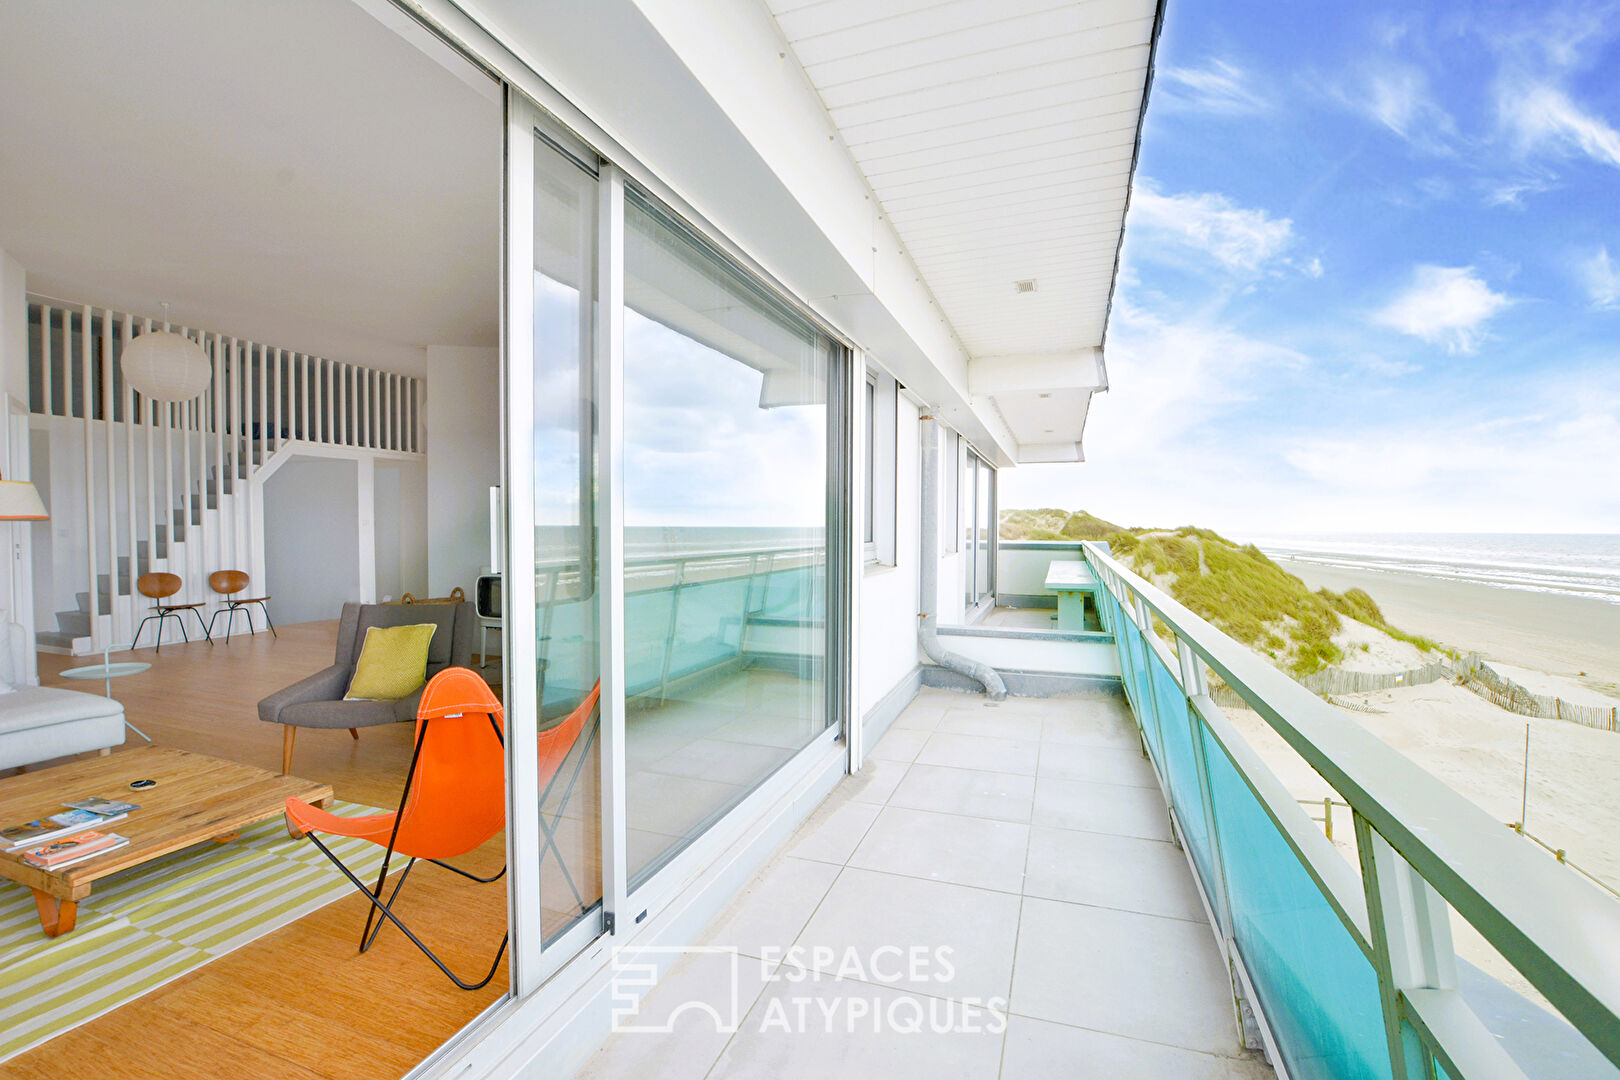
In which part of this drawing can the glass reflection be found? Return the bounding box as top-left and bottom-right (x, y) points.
(532, 137), (602, 944)
(621, 186), (832, 888)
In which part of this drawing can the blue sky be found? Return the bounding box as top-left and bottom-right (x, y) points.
(1000, 0), (1620, 536)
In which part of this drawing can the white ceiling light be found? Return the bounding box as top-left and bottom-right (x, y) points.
(122, 304), (212, 401)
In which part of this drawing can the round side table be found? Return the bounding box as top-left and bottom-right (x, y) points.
(59, 658), (153, 742)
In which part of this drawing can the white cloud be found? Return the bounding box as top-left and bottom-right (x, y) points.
(1481, 174), (1557, 207)
(1128, 186), (1294, 273)
(1338, 63), (1457, 153)
(1373, 265), (1511, 353)
(1279, 387), (1620, 529)
(1578, 247), (1620, 308)
(1351, 354), (1419, 377)
(1498, 79), (1620, 169)
(1159, 59), (1268, 115)
(1303, 257), (1324, 279)
(1074, 302), (1308, 456)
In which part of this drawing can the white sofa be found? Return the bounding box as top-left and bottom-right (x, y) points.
(0, 685), (126, 770)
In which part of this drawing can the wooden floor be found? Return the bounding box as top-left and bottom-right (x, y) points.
(0, 624), (508, 1080)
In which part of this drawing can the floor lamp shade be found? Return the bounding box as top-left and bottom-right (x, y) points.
(122, 330), (212, 401)
(0, 479), (47, 521)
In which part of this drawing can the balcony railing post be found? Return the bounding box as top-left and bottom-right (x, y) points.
(1354, 811), (1457, 1080)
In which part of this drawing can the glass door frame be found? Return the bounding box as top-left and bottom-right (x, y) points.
(503, 90), (617, 995)
(962, 448), (997, 613)
(503, 86), (855, 996)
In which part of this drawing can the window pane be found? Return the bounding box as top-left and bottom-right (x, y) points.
(864, 379), (875, 545)
(963, 456), (976, 605)
(532, 137), (603, 944)
(622, 186), (832, 889)
(975, 460), (991, 602)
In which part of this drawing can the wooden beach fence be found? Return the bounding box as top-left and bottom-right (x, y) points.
(1297, 662), (1454, 697)
(1210, 651), (1619, 735)
(1459, 655), (1620, 733)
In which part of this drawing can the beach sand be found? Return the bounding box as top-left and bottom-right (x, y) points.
(1227, 559), (1620, 1008)
(1275, 556), (1620, 696)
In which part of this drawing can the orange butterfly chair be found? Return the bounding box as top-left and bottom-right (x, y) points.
(285, 669), (600, 990)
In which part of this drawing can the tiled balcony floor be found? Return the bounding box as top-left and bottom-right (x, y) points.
(578, 687), (1273, 1079)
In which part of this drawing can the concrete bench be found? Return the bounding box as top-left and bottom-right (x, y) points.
(1043, 561), (1101, 632)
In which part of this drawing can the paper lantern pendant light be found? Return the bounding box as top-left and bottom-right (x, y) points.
(122, 303), (212, 402)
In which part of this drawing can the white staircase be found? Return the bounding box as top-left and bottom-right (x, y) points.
(37, 441), (258, 654)
(27, 297), (423, 656)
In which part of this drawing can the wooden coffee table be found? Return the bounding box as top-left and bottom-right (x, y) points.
(0, 746), (332, 936)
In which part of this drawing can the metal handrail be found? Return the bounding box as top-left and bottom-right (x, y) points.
(1081, 540), (1620, 1073)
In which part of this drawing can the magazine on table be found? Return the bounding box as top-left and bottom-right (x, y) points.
(62, 797), (141, 817)
(20, 830), (129, 870)
(2, 809), (128, 850)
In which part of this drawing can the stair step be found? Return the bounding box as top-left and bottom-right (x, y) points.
(35, 630), (78, 651)
(56, 611), (91, 636)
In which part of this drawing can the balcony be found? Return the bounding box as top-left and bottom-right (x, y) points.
(583, 684), (1266, 1079)
(583, 542), (1620, 1080)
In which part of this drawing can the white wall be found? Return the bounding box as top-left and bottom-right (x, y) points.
(263, 457), (360, 624)
(858, 395), (921, 717)
(425, 345), (498, 596)
(0, 248), (37, 682)
(375, 459), (428, 602)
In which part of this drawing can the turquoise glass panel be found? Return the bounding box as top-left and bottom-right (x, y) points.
(1146, 649), (1214, 897)
(1118, 617), (1159, 751)
(1202, 727), (1391, 1080)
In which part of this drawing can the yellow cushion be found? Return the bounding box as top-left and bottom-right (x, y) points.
(345, 624), (437, 701)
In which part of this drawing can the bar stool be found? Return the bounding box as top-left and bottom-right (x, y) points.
(132, 572), (212, 653)
(206, 570), (276, 643)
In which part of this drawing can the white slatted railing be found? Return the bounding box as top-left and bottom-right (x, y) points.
(26, 296), (423, 652)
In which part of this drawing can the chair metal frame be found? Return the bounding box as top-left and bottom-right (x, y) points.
(205, 597), (276, 642)
(304, 708), (510, 991)
(131, 602), (212, 653)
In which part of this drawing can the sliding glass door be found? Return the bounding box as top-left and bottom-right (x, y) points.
(529, 129), (603, 951)
(962, 450), (995, 610)
(619, 186), (835, 889)
(507, 91), (846, 994)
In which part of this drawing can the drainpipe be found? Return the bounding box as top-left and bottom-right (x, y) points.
(918, 414), (1006, 701)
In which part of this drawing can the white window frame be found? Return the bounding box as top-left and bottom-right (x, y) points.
(864, 365), (897, 567)
(942, 428), (960, 555)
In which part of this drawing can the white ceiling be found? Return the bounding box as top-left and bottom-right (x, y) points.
(0, 0), (501, 375)
(764, 0), (1159, 459)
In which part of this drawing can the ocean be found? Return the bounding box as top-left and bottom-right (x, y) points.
(1242, 533), (1620, 606)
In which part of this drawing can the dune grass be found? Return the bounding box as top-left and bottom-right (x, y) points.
(1001, 509), (1438, 676)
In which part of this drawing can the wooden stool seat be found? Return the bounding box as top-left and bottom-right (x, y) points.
(206, 571), (276, 643)
(133, 573), (213, 652)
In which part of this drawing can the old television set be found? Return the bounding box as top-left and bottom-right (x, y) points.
(478, 486), (502, 620)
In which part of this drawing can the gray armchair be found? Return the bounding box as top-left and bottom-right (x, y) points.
(260, 600), (476, 774)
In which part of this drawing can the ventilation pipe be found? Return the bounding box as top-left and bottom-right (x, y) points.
(918, 414), (1007, 701)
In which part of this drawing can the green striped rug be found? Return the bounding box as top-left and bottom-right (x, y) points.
(0, 801), (387, 1063)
